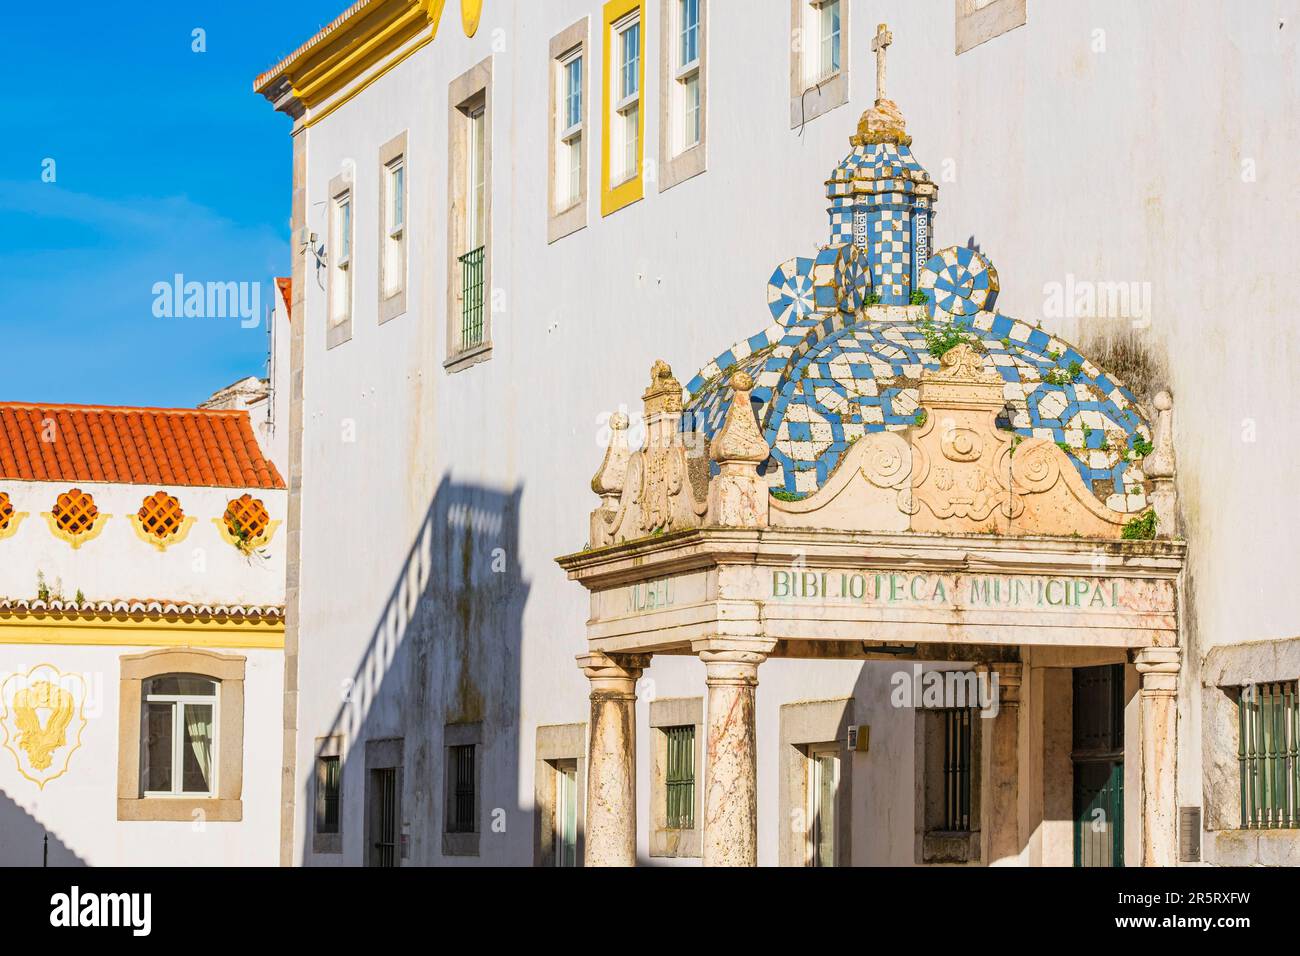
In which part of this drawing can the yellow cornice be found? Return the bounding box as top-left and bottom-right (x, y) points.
(0, 617), (285, 650)
(262, 0), (448, 110)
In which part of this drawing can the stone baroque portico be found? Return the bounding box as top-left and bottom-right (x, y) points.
(557, 26), (1186, 867)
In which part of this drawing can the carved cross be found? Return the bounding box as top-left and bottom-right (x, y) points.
(871, 22), (893, 103)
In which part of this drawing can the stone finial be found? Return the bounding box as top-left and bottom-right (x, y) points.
(706, 373), (770, 529)
(591, 412), (631, 499)
(918, 342), (1003, 409)
(851, 98), (911, 147)
(642, 360), (683, 416)
(1143, 390), (1178, 538)
(708, 372), (769, 465)
(850, 24), (910, 146)
(1143, 391), (1176, 479)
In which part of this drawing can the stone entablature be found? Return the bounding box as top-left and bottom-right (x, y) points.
(562, 527), (1182, 656)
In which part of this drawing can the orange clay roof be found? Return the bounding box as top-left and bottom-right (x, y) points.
(0, 403), (285, 490)
(276, 276), (292, 314)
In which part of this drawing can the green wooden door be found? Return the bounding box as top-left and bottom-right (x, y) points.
(1072, 665), (1124, 867)
(1074, 759), (1124, 867)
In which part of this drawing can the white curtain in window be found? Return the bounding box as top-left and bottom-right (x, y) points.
(185, 704), (213, 792)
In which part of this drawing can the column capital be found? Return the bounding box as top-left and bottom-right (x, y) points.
(1133, 646), (1181, 697)
(577, 651), (650, 697)
(693, 639), (775, 687)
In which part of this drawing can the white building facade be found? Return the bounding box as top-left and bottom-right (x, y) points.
(256, 0), (1299, 866)
(0, 404), (287, 865)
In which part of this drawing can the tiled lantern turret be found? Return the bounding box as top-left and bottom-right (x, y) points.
(653, 24), (1169, 534)
(827, 23), (938, 305)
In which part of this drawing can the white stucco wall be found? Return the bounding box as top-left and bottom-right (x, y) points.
(284, 1), (1298, 866)
(0, 645), (283, 867)
(0, 481), (286, 607)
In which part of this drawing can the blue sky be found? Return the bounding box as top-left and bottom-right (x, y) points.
(0, 2), (345, 406)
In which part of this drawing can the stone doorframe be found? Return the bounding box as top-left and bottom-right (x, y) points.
(558, 527), (1185, 866)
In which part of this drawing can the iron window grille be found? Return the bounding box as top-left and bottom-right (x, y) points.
(458, 245), (486, 350)
(940, 707), (973, 832)
(371, 767), (398, 867)
(1239, 680), (1299, 829)
(448, 743), (476, 833)
(318, 755), (341, 834)
(664, 724), (695, 830)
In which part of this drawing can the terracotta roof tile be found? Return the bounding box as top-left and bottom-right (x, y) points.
(0, 403), (285, 490)
(275, 276), (292, 314)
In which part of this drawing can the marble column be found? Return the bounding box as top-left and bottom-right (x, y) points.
(699, 646), (768, 866)
(984, 661), (1023, 865)
(578, 651), (649, 866)
(1134, 646), (1180, 866)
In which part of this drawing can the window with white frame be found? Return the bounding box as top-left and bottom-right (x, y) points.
(809, 0), (841, 85)
(141, 675), (218, 797)
(447, 59), (492, 368)
(612, 12), (641, 185)
(549, 20), (589, 240)
(805, 743), (840, 867)
(383, 157), (404, 297)
(467, 108), (486, 252)
(675, 0), (701, 152)
(558, 48), (583, 210)
(788, 0), (849, 128)
(553, 758), (579, 867)
(330, 188), (352, 326)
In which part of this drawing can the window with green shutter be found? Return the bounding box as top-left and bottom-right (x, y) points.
(1239, 681), (1299, 829)
(664, 725), (695, 830)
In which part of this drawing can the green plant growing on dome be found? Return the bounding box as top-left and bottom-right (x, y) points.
(863, 291), (881, 306)
(913, 409), (928, 427)
(909, 289), (928, 305)
(1056, 441), (1072, 455)
(1121, 510), (1157, 540)
(1131, 434), (1154, 458)
(919, 320), (978, 360)
(1043, 360), (1083, 387)
(770, 488), (807, 502)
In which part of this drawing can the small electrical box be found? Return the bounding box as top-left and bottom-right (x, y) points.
(847, 725), (870, 753)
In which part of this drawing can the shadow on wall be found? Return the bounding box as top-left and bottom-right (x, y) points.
(301, 475), (530, 865)
(0, 788), (87, 866)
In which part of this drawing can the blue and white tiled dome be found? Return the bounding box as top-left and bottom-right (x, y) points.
(682, 98), (1154, 515)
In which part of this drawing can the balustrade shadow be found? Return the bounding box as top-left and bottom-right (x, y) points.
(0, 789), (86, 866)
(299, 475), (529, 865)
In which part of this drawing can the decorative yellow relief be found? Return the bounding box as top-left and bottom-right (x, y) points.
(212, 517), (281, 554)
(0, 511), (28, 541)
(129, 514), (196, 552)
(461, 0), (482, 36)
(0, 664), (88, 789)
(41, 512), (110, 549)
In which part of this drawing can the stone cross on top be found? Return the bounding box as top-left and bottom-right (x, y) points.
(871, 22), (893, 103)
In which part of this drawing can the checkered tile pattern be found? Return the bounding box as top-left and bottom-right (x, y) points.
(675, 131), (1149, 511)
(916, 246), (999, 319)
(824, 140), (937, 305)
(683, 307), (1153, 510)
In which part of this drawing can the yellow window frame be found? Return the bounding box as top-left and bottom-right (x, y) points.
(601, 0), (645, 216)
